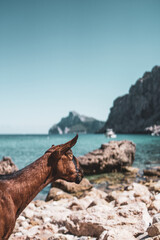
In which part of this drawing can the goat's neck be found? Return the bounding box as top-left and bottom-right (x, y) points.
(9, 153), (56, 218)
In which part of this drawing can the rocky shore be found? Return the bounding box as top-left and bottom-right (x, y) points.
(0, 141), (160, 240)
(9, 178), (160, 240)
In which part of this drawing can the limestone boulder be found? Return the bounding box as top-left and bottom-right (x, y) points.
(153, 213), (160, 224)
(46, 187), (73, 202)
(106, 183), (152, 206)
(148, 181), (160, 192)
(0, 156), (18, 175)
(121, 166), (139, 174)
(66, 202), (151, 238)
(149, 200), (160, 212)
(46, 178), (93, 200)
(51, 178), (92, 194)
(144, 166), (160, 177)
(78, 140), (135, 175)
(99, 229), (137, 240)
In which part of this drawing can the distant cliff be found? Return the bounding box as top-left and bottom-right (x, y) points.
(99, 66), (160, 133)
(49, 111), (105, 134)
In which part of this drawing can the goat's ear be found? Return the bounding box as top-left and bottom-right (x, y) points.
(48, 135), (78, 160)
(60, 134), (78, 155)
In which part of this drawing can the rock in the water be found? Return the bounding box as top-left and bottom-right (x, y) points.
(144, 167), (160, 177)
(78, 140), (136, 175)
(121, 166), (139, 174)
(99, 65), (160, 133)
(0, 156), (18, 175)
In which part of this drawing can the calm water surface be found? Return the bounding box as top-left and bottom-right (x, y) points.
(0, 134), (160, 199)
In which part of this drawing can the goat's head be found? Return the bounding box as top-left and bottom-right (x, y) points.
(46, 135), (83, 184)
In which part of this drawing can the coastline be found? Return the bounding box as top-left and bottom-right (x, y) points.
(0, 133), (159, 171)
(0, 135), (159, 239)
(1, 156), (159, 239)
(9, 175), (160, 240)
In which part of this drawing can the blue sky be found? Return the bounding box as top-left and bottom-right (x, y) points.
(0, 0), (160, 133)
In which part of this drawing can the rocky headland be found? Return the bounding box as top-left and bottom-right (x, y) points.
(48, 111), (105, 134)
(99, 66), (160, 133)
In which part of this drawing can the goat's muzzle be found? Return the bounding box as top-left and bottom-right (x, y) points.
(75, 168), (84, 184)
(75, 173), (83, 184)
(71, 155), (84, 184)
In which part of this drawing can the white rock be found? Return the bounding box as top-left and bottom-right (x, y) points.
(153, 214), (160, 224)
(23, 208), (34, 219)
(150, 200), (160, 211)
(14, 232), (23, 237)
(42, 216), (51, 223)
(27, 226), (40, 237)
(20, 221), (29, 229)
(155, 193), (160, 200)
(17, 215), (26, 221)
(99, 229), (136, 240)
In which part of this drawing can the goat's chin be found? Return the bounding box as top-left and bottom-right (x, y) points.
(63, 174), (83, 184)
(72, 174), (83, 184)
(75, 174), (82, 184)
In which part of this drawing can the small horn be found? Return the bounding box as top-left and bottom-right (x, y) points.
(60, 134), (78, 155)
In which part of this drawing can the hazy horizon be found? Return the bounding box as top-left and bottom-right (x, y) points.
(1, 0), (160, 134)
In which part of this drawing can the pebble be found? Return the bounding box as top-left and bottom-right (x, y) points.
(147, 223), (160, 237)
(153, 214), (160, 224)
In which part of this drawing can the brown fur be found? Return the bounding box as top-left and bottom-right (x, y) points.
(0, 135), (83, 240)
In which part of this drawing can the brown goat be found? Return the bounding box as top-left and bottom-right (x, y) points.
(0, 135), (83, 240)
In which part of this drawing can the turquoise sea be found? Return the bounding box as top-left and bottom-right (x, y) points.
(0, 134), (160, 199)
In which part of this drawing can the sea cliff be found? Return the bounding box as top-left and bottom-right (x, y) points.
(99, 66), (160, 133)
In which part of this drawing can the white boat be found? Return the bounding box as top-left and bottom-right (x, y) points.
(145, 125), (160, 136)
(105, 129), (117, 138)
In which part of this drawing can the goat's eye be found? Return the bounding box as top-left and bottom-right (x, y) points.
(67, 153), (73, 159)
